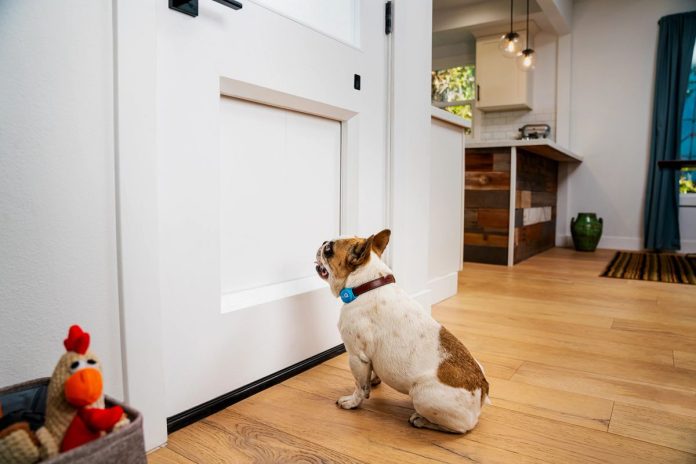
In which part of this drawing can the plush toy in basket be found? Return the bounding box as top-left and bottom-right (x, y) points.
(0, 325), (129, 463)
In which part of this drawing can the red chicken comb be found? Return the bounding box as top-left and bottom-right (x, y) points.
(64, 325), (90, 354)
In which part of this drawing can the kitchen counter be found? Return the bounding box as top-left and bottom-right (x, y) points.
(464, 140), (580, 267)
(467, 139), (583, 163)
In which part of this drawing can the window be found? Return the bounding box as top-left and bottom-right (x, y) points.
(432, 65), (475, 131)
(679, 41), (696, 195)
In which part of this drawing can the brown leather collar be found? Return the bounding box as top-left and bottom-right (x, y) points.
(352, 274), (396, 298)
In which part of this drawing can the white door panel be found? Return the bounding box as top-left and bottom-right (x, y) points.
(249, 0), (360, 46)
(157, 0), (387, 416)
(220, 97), (341, 296)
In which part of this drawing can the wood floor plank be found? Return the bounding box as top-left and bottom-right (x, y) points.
(148, 447), (196, 464)
(155, 247), (696, 462)
(674, 351), (696, 371)
(169, 412), (363, 464)
(611, 318), (696, 342)
(512, 362), (696, 418)
(444, 327), (696, 393)
(229, 383), (527, 464)
(609, 403), (696, 454)
(489, 378), (614, 431)
(291, 361), (615, 433)
(438, 295), (617, 328)
(439, 310), (676, 365)
(469, 405), (694, 464)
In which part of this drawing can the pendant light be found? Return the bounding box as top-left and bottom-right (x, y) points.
(517, 0), (536, 71)
(499, 0), (521, 58)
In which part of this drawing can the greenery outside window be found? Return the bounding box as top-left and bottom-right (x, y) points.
(679, 42), (696, 195)
(431, 65), (475, 132)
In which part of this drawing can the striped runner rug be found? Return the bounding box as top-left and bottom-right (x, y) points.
(601, 251), (696, 285)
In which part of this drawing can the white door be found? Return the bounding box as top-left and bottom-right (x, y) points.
(156, 0), (390, 420)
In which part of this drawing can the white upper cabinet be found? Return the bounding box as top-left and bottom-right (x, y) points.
(475, 34), (533, 112)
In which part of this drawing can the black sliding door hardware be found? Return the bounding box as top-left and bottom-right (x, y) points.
(170, 0), (242, 17)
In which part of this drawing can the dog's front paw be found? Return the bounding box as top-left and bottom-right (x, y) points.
(336, 394), (362, 410)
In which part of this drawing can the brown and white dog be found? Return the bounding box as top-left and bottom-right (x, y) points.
(315, 229), (490, 433)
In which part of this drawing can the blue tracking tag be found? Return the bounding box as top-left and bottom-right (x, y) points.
(340, 287), (357, 304)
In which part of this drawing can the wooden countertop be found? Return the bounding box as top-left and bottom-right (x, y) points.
(466, 139), (583, 163)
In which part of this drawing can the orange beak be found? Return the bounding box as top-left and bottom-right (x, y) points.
(64, 368), (103, 408)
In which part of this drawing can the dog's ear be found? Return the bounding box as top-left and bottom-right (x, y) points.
(372, 229), (391, 257)
(349, 235), (374, 267)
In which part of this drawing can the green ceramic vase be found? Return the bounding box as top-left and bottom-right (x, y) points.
(571, 213), (603, 252)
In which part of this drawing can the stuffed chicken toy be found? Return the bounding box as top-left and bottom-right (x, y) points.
(0, 325), (129, 463)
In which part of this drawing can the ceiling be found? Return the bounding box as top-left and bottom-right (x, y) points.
(433, 0), (545, 49)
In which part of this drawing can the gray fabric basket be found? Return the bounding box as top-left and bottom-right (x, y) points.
(0, 378), (146, 464)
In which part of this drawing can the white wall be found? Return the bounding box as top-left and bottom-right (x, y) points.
(566, 0), (696, 250)
(391, 0), (433, 309)
(0, 2), (123, 396)
(428, 114), (465, 304)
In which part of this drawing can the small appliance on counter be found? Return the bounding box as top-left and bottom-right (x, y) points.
(518, 124), (551, 140)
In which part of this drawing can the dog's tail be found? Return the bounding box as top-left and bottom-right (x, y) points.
(475, 359), (493, 406)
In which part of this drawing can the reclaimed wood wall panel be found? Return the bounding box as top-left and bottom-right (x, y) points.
(514, 149), (558, 264)
(464, 149), (510, 265)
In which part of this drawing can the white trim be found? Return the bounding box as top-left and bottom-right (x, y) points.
(219, 77), (357, 122)
(557, 234), (642, 251)
(221, 277), (326, 313)
(431, 106), (472, 129)
(432, 99), (475, 108)
(113, 0), (167, 450)
(460, 129), (466, 271)
(558, 235), (696, 254)
(598, 235), (643, 251)
(682, 240), (696, 254)
(680, 193), (696, 207)
(427, 272), (458, 306)
(216, 78), (360, 313)
(507, 147), (517, 267)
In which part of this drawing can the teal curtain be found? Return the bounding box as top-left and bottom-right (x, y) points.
(644, 11), (696, 251)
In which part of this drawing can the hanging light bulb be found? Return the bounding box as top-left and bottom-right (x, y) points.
(516, 0), (536, 72)
(499, 32), (522, 58)
(517, 49), (536, 70)
(499, 0), (522, 58)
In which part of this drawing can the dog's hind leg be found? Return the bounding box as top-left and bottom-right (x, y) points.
(408, 413), (459, 433)
(409, 381), (481, 434)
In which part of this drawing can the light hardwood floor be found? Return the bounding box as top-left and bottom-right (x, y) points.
(149, 248), (696, 463)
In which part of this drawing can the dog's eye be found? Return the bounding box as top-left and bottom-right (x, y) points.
(70, 361), (80, 370)
(87, 359), (97, 365)
(324, 241), (334, 257)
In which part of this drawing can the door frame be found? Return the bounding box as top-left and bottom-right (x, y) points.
(113, 0), (168, 450)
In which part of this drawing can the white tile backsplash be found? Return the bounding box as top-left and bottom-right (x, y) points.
(479, 109), (556, 141)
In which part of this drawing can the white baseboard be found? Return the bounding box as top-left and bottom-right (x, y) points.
(410, 289), (433, 314)
(682, 240), (696, 253)
(557, 234), (641, 251)
(557, 235), (696, 253)
(427, 272), (458, 306)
